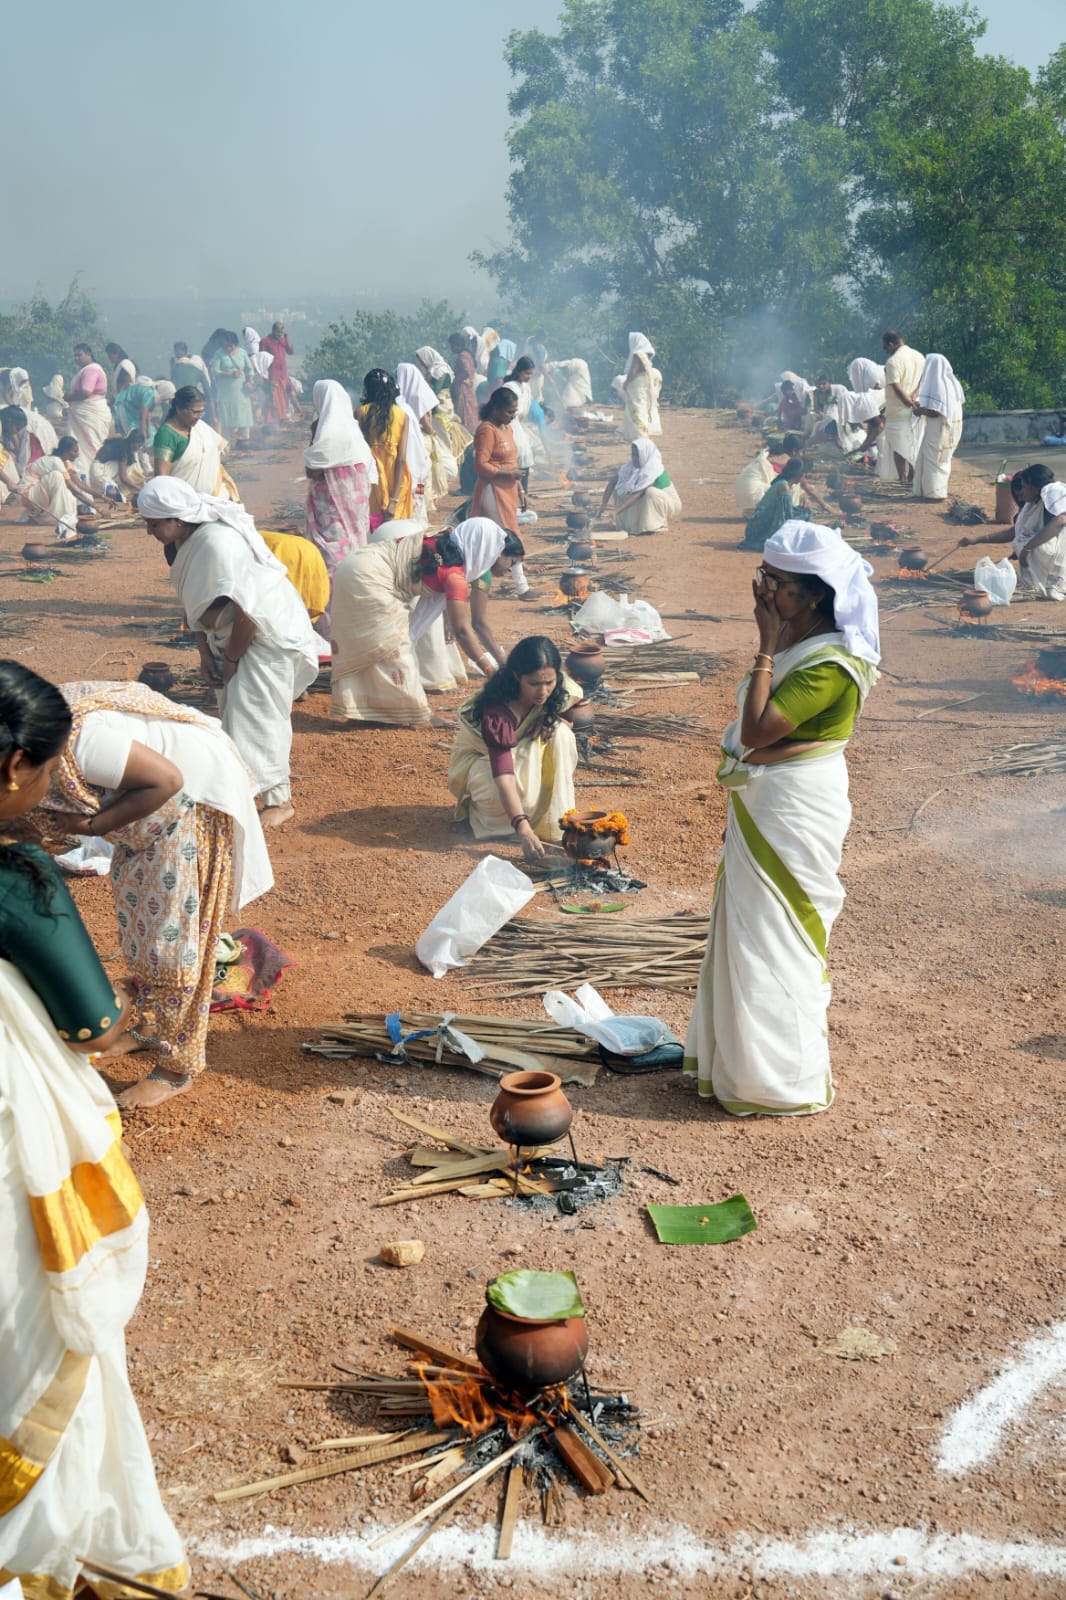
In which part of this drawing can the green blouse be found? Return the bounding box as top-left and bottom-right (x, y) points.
(0, 847), (121, 1043)
(652, 469), (671, 489)
(771, 661), (860, 742)
(152, 422), (190, 463)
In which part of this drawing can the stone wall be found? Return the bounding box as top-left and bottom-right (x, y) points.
(961, 409), (1066, 444)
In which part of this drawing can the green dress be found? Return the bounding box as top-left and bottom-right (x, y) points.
(0, 846), (121, 1043)
(211, 350), (254, 430)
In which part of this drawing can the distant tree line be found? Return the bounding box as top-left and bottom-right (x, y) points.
(0, 280), (105, 394)
(472, 0), (1066, 410)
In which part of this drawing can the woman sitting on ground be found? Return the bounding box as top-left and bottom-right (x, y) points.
(961, 463), (1066, 600)
(37, 676), (272, 1110)
(596, 438), (682, 535)
(22, 436), (95, 538)
(0, 660), (189, 1592)
(152, 385), (238, 499)
(1, 403), (58, 492)
(89, 432), (148, 501)
(448, 635), (580, 862)
(740, 458), (812, 549)
(330, 520), (523, 729)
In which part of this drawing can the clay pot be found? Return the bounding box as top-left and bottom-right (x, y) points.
(567, 539), (595, 564)
(475, 1299), (589, 1393)
(561, 809), (623, 862)
(138, 662), (174, 693)
(566, 642), (605, 686)
(490, 1070), (573, 1148)
(560, 569), (592, 601)
(21, 542), (52, 563)
(826, 469), (843, 490)
(839, 494), (863, 514)
(959, 589), (993, 618)
(571, 491), (591, 507)
(566, 511), (590, 531)
(899, 546), (930, 570)
(569, 699), (596, 733)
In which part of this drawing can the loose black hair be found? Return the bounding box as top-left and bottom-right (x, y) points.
(97, 433), (142, 465)
(1020, 464), (1054, 491)
(201, 328), (230, 363)
(781, 433), (803, 455)
(55, 436), (79, 458)
(0, 405), (27, 442)
(479, 387), (517, 423)
(471, 635), (566, 739)
(105, 342), (128, 362)
(361, 369), (398, 443)
(0, 661), (73, 902)
(167, 385), (205, 421)
(506, 357), (535, 382)
(73, 344), (94, 361)
(780, 457), (806, 482)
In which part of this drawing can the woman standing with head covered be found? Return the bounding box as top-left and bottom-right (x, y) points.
(0, 660), (188, 1593)
(137, 477), (318, 826)
(305, 378), (376, 596)
(684, 522), (879, 1117)
(621, 332), (662, 442)
(912, 354), (964, 501)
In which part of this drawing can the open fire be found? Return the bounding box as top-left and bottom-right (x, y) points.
(1013, 663), (1066, 700)
(895, 567), (929, 581)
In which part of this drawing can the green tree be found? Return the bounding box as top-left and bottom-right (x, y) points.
(305, 300), (467, 393)
(0, 279), (105, 397)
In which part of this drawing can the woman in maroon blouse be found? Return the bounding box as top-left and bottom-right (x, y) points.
(447, 635), (582, 860)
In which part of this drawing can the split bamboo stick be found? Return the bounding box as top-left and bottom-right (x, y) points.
(369, 1429), (544, 1550)
(212, 1431), (451, 1503)
(496, 1462), (524, 1559)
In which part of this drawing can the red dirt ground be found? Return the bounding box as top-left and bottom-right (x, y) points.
(2, 413), (1064, 1600)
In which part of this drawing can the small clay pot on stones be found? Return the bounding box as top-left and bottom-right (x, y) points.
(567, 539), (595, 565)
(566, 511), (590, 532)
(138, 662), (175, 694)
(561, 809), (623, 862)
(560, 569), (592, 601)
(959, 589), (993, 619)
(569, 699), (596, 734)
(22, 543), (52, 563)
(475, 1299), (589, 1394)
(571, 490), (591, 507)
(899, 546), (930, 570)
(565, 642), (605, 686)
(839, 494), (863, 515)
(490, 1070), (573, 1148)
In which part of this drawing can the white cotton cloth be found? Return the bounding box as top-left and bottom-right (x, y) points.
(251, 351), (274, 381)
(137, 476), (283, 569)
(416, 345), (453, 382)
(848, 357), (885, 392)
(776, 370), (815, 403)
(629, 332), (654, 358)
(616, 438), (665, 496)
(153, 380), (176, 409)
(763, 520), (881, 665)
(4, 367), (31, 405)
(408, 518), (505, 644)
(398, 398), (430, 486)
(243, 326), (261, 356)
(917, 354), (964, 422)
(306, 379), (377, 477)
(71, 703), (273, 911)
(44, 375), (65, 402)
(825, 383), (882, 427)
(396, 362), (438, 421)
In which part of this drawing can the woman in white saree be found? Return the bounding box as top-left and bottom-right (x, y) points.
(0, 660), (187, 1596)
(138, 478), (318, 826)
(152, 386), (238, 500)
(66, 346), (113, 470)
(912, 354), (964, 501)
(685, 522), (879, 1116)
(620, 332), (662, 441)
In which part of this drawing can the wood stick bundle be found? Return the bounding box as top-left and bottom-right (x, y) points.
(465, 914), (709, 997)
(306, 1010), (602, 1086)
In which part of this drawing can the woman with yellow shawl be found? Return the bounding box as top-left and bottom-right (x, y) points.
(0, 660), (187, 1595)
(358, 368), (413, 526)
(448, 635), (580, 861)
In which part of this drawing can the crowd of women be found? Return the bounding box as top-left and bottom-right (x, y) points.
(0, 311), (901, 1597)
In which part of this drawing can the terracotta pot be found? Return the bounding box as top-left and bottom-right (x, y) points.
(569, 699), (596, 733)
(490, 1070), (573, 1148)
(21, 543), (52, 562)
(959, 589), (993, 618)
(566, 643), (605, 685)
(839, 494), (863, 514)
(138, 662), (174, 693)
(899, 546), (930, 570)
(560, 569), (592, 600)
(476, 1300), (589, 1394)
(567, 539), (595, 564)
(571, 491), (591, 507)
(567, 511), (590, 531)
(561, 809), (623, 862)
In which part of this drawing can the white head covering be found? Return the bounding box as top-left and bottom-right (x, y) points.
(762, 521), (881, 666)
(396, 362), (438, 421)
(397, 398), (429, 483)
(6, 367), (31, 405)
(628, 333), (654, 358)
(408, 518), (507, 643)
(917, 354), (964, 422)
(251, 351), (274, 381)
(243, 326), (261, 356)
(305, 378), (377, 477)
(137, 476), (286, 573)
(114, 357), (136, 386)
(497, 339), (517, 364)
(777, 370), (815, 402)
(44, 375), (65, 402)
(847, 357), (885, 392)
(616, 438), (664, 497)
(152, 380), (176, 409)
(416, 345), (453, 382)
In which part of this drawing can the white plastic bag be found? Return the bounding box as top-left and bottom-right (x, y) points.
(571, 591), (670, 642)
(415, 855), (535, 978)
(973, 555), (1017, 606)
(543, 983), (678, 1056)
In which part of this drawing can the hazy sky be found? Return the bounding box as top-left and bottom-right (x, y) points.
(2, 0), (1060, 311)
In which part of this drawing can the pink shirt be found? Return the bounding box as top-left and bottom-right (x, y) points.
(70, 363), (108, 398)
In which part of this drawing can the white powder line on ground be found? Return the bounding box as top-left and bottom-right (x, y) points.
(936, 1318), (1066, 1475)
(195, 1522), (1066, 1586)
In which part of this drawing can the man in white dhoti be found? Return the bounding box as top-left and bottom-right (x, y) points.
(137, 477), (318, 827)
(879, 330), (925, 485)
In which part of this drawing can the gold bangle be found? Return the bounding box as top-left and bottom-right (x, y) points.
(754, 652), (773, 663)
(751, 665), (772, 674)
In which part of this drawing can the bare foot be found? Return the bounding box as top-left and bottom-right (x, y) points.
(98, 1031), (161, 1059)
(429, 714), (454, 729)
(259, 802), (295, 828)
(115, 1070), (193, 1110)
(517, 588), (544, 602)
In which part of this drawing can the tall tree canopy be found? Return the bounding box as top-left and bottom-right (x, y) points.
(482, 0), (1066, 407)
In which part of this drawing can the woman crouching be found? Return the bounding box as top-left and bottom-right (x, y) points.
(448, 636), (580, 863)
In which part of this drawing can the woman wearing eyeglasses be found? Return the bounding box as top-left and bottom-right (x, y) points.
(684, 522), (880, 1116)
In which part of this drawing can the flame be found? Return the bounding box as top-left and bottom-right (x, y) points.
(1013, 665), (1066, 700)
(895, 567), (928, 581)
(413, 1365), (558, 1440)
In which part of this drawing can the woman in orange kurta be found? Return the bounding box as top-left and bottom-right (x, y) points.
(471, 386), (521, 533)
(358, 368), (413, 527)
